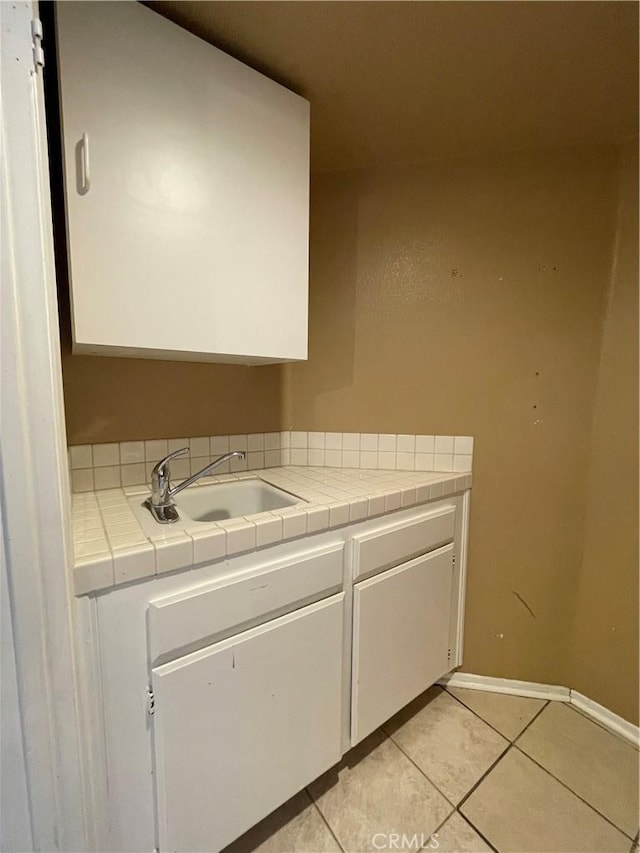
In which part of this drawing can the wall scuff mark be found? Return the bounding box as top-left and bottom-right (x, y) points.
(512, 590), (536, 619)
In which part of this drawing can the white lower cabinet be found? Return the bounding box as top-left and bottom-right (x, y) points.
(83, 497), (469, 853)
(351, 544), (454, 744)
(151, 593), (345, 853)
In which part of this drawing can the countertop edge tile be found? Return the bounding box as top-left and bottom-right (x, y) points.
(112, 542), (156, 585)
(74, 552), (114, 595)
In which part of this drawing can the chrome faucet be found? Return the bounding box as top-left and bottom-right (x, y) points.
(146, 447), (246, 524)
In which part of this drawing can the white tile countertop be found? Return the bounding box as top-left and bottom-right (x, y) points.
(71, 466), (472, 596)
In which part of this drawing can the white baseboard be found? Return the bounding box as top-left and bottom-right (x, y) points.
(570, 690), (640, 748)
(438, 672), (639, 747)
(438, 672), (570, 702)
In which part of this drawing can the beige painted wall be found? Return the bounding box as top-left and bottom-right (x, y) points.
(61, 352), (282, 445)
(568, 146), (639, 724)
(284, 145), (626, 695)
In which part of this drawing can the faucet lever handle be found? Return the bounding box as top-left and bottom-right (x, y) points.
(152, 447), (189, 479)
(150, 447), (189, 510)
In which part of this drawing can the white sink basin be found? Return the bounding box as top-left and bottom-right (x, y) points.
(173, 479), (302, 523)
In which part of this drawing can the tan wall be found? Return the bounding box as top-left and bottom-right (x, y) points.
(61, 353), (283, 445)
(568, 145), (639, 724)
(284, 146), (623, 691)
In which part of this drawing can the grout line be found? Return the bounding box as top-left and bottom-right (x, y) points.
(443, 685), (547, 744)
(384, 686), (527, 813)
(424, 808), (498, 852)
(448, 697), (551, 817)
(512, 744), (636, 841)
(452, 809), (499, 853)
(422, 808), (459, 850)
(513, 692), (637, 836)
(305, 787), (346, 853)
(309, 729), (460, 849)
(511, 698), (551, 745)
(456, 743), (513, 812)
(430, 810), (457, 837)
(383, 727), (458, 811)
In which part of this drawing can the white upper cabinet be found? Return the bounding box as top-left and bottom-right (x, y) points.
(55, 1), (309, 363)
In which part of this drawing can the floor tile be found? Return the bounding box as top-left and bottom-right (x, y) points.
(461, 747), (630, 852)
(384, 686), (509, 804)
(433, 812), (492, 852)
(446, 686), (546, 740)
(517, 701), (639, 838)
(308, 729), (452, 853)
(223, 789), (340, 853)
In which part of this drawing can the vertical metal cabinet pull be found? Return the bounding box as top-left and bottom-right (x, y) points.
(80, 131), (91, 193)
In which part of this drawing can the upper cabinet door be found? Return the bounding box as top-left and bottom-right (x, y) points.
(55, 1), (309, 363)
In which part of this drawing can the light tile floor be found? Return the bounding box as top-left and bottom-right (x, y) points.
(225, 686), (639, 853)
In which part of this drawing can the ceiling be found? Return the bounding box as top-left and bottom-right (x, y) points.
(149, 1), (639, 171)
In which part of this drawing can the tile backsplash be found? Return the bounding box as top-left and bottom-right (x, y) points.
(69, 431), (474, 493)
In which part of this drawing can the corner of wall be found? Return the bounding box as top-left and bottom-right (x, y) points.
(567, 140), (640, 725)
(279, 362), (294, 430)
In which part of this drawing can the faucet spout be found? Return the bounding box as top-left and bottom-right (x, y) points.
(169, 451), (246, 498)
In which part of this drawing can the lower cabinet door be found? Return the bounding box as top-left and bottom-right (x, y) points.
(151, 593), (345, 853)
(351, 544), (454, 745)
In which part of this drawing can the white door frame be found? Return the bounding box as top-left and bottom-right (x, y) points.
(1, 2), (88, 849)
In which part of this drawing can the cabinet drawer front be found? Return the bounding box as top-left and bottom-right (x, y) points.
(148, 543), (344, 663)
(152, 593), (344, 853)
(351, 544), (453, 745)
(352, 505), (455, 581)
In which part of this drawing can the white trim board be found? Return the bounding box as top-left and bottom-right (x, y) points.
(438, 672), (639, 747)
(438, 672), (571, 702)
(570, 691), (639, 749)
(1, 3), (89, 849)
